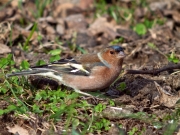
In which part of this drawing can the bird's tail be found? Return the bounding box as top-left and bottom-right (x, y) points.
(6, 68), (57, 78)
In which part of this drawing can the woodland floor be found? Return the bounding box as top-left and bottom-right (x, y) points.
(0, 0), (180, 135)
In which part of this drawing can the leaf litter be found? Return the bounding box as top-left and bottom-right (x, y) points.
(0, 0), (180, 134)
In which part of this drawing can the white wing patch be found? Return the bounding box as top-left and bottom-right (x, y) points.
(35, 71), (63, 82)
(69, 63), (90, 74)
(56, 63), (89, 74)
(70, 69), (80, 73)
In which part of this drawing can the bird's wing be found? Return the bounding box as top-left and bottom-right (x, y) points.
(49, 53), (107, 76)
(6, 54), (107, 77)
(49, 57), (91, 76)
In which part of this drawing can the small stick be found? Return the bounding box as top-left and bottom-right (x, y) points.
(125, 63), (180, 75)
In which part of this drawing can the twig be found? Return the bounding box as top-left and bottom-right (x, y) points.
(125, 63), (180, 75)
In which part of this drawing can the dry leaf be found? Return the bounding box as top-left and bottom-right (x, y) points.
(154, 81), (180, 108)
(53, 3), (74, 18)
(149, 1), (170, 11)
(65, 14), (88, 30)
(76, 31), (97, 47)
(88, 17), (119, 40)
(7, 124), (29, 135)
(164, 10), (180, 23)
(0, 21), (11, 42)
(79, 0), (93, 9)
(149, 25), (173, 40)
(0, 43), (11, 54)
(117, 28), (140, 41)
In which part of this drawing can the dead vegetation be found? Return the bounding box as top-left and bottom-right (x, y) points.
(0, 0), (180, 134)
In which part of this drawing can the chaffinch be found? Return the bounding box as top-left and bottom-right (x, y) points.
(6, 45), (125, 96)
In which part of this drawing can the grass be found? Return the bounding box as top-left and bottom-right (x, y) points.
(0, 54), (112, 134)
(95, 0), (166, 36)
(34, 0), (52, 18)
(1, 57), (179, 134)
(23, 22), (38, 51)
(1, 51), (180, 134)
(0, 0), (180, 134)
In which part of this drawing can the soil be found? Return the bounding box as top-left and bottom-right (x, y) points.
(1, 0), (180, 134)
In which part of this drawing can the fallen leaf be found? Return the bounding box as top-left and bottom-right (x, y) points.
(117, 28), (140, 41)
(65, 14), (88, 30)
(7, 124), (29, 135)
(164, 10), (180, 23)
(53, 3), (74, 18)
(79, 0), (93, 9)
(0, 43), (11, 54)
(149, 1), (170, 11)
(88, 17), (119, 40)
(0, 21), (11, 42)
(154, 81), (180, 108)
(76, 31), (97, 47)
(149, 25), (173, 40)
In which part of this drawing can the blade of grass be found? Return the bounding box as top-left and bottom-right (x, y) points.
(5, 80), (29, 111)
(23, 22), (37, 50)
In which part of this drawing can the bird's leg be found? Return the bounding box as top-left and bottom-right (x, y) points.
(74, 89), (93, 97)
(74, 89), (101, 104)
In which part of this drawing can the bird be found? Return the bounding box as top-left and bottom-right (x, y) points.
(6, 45), (125, 96)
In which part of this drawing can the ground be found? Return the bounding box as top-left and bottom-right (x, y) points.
(0, 0), (180, 135)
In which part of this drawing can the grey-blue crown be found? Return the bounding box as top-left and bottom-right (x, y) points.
(108, 45), (124, 52)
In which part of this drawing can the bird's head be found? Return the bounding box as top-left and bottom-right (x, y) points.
(98, 45), (125, 67)
(106, 45), (125, 58)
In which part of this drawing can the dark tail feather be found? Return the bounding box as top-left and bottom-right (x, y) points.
(6, 68), (56, 78)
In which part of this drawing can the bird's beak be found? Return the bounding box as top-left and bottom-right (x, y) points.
(118, 51), (125, 58)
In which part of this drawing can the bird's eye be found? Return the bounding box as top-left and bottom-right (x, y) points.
(110, 51), (114, 55)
